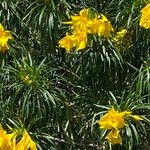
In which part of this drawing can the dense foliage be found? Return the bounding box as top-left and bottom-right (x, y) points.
(0, 0), (150, 149)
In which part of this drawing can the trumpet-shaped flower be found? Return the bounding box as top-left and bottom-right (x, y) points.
(59, 31), (87, 52)
(73, 30), (87, 51)
(88, 16), (101, 34)
(0, 124), (16, 150)
(15, 131), (36, 150)
(98, 106), (143, 145)
(0, 123), (36, 150)
(98, 15), (114, 37)
(0, 23), (13, 52)
(89, 14), (114, 37)
(63, 8), (89, 32)
(98, 107), (131, 130)
(139, 4), (150, 29)
(106, 129), (122, 145)
(58, 33), (75, 52)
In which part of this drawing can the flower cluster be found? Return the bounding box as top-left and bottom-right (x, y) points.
(0, 123), (36, 150)
(98, 107), (143, 145)
(58, 8), (113, 52)
(0, 23), (13, 53)
(139, 3), (150, 29)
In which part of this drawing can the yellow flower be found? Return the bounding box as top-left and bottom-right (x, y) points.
(89, 14), (113, 37)
(15, 131), (36, 150)
(73, 30), (87, 51)
(106, 129), (122, 145)
(98, 107), (130, 130)
(88, 16), (101, 34)
(58, 33), (75, 52)
(112, 29), (127, 44)
(139, 4), (150, 29)
(98, 15), (114, 37)
(0, 124), (16, 150)
(59, 31), (87, 52)
(0, 123), (37, 150)
(63, 8), (89, 32)
(0, 23), (13, 53)
(98, 107), (143, 145)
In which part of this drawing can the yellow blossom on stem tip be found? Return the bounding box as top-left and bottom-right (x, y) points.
(99, 15), (114, 37)
(89, 14), (114, 37)
(15, 131), (36, 150)
(63, 8), (89, 32)
(0, 23), (13, 53)
(88, 16), (101, 34)
(139, 3), (150, 29)
(73, 30), (87, 51)
(0, 123), (37, 150)
(98, 107), (130, 130)
(106, 129), (122, 145)
(98, 107), (143, 145)
(59, 31), (88, 52)
(0, 124), (16, 150)
(58, 33), (75, 52)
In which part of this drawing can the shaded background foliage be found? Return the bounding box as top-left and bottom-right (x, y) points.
(0, 0), (150, 149)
